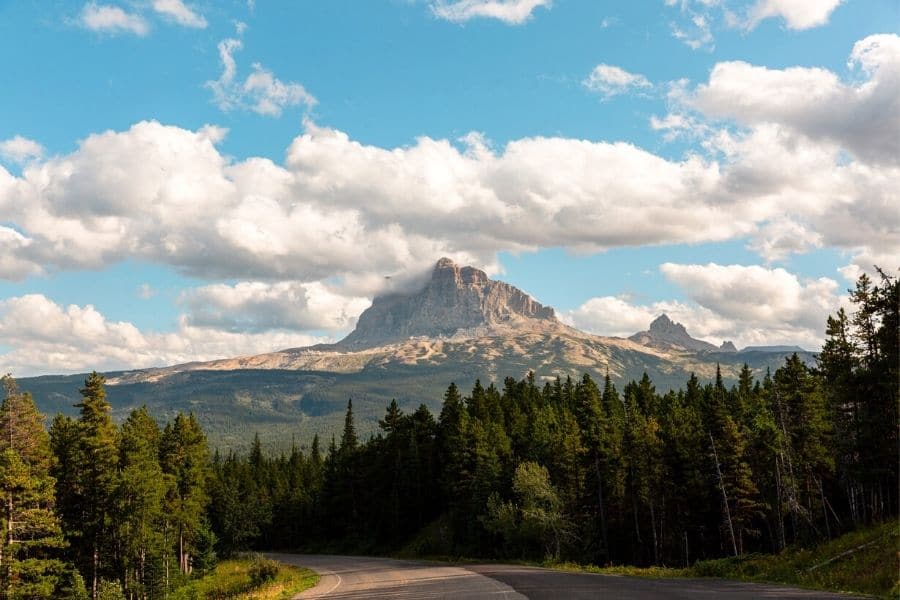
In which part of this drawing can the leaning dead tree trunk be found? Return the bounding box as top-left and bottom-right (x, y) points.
(709, 433), (738, 557)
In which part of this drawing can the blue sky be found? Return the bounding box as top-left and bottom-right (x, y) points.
(0, 0), (897, 375)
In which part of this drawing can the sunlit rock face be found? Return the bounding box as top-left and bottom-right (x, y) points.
(340, 257), (558, 348)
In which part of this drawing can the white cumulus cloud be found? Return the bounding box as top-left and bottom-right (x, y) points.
(431, 0), (551, 24)
(666, 0), (843, 51)
(659, 262), (843, 332)
(151, 0), (207, 28)
(206, 38), (317, 117)
(0, 227), (42, 280)
(0, 294), (326, 377)
(181, 281), (370, 333)
(0, 105), (895, 287)
(0, 136), (44, 165)
(583, 64), (652, 99)
(744, 0), (843, 30)
(688, 34), (900, 165)
(79, 2), (150, 36)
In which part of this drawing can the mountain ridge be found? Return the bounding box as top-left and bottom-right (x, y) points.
(105, 258), (809, 385)
(20, 258), (816, 449)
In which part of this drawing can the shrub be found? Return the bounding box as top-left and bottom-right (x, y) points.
(248, 556), (280, 586)
(96, 579), (126, 600)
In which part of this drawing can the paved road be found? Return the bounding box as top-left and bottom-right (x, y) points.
(270, 554), (867, 599)
(269, 554), (524, 599)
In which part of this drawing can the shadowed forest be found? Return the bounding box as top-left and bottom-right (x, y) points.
(0, 271), (896, 598)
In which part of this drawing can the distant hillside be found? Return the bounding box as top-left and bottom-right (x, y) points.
(741, 345), (808, 353)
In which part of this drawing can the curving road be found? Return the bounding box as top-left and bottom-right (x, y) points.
(269, 554), (524, 599)
(270, 553), (867, 599)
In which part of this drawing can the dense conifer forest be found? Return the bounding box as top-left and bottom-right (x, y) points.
(0, 270), (895, 598)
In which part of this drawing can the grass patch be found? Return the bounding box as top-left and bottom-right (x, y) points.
(543, 522), (898, 599)
(171, 555), (319, 599)
(687, 522), (898, 598)
(546, 561), (686, 579)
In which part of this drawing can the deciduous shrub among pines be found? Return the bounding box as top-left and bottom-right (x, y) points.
(248, 556), (279, 586)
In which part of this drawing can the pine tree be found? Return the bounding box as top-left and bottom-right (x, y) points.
(437, 383), (474, 550)
(468, 420), (509, 551)
(576, 374), (612, 557)
(309, 434), (322, 472)
(208, 456), (269, 556)
(468, 380), (489, 422)
(771, 356), (833, 542)
(160, 413), (210, 578)
(709, 416), (760, 555)
(378, 400), (403, 437)
(337, 400), (359, 534)
(318, 436), (340, 539)
(340, 399), (358, 454)
(552, 409), (584, 520)
(819, 307), (862, 524)
(0, 376), (66, 599)
(116, 407), (166, 599)
(376, 400), (406, 541)
(58, 372), (119, 598)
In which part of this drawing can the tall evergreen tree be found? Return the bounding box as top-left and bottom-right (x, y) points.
(116, 407), (166, 599)
(336, 400), (359, 535)
(55, 372), (120, 598)
(771, 355), (833, 542)
(160, 413), (209, 578)
(0, 376), (66, 599)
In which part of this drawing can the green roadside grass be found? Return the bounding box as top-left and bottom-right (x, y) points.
(171, 556), (319, 600)
(546, 521), (899, 599)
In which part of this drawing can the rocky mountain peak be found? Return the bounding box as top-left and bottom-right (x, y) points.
(629, 314), (719, 352)
(720, 341), (738, 353)
(339, 258), (557, 348)
(432, 257), (490, 286)
(649, 314), (689, 337)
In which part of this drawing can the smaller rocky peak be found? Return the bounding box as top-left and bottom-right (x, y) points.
(630, 314), (718, 353)
(649, 314), (689, 337)
(720, 341), (738, 353)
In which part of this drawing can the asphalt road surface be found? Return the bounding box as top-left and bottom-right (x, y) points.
(270, 553), (867, 599)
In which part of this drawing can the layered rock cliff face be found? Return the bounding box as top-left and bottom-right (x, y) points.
(628, 314), (719, 352)
(339, 257), (558, 348)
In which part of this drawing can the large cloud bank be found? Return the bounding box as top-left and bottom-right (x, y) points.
(1, 35), (897, 373)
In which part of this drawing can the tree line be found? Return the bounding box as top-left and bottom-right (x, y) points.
(0, 270), (896, 597)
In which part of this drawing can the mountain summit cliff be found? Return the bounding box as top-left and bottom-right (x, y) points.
(340, 257), (557, 348)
